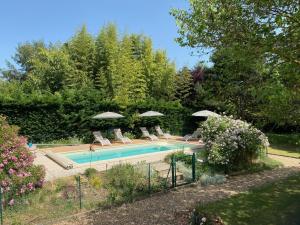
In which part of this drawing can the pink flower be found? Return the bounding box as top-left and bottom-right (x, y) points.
(19, 186), (26, 194)
(1, 180), (8, 187)
(8, 168), (15, 175)
(8, 199), (14, 206)
(0, 116), (45, 205)
(27, 183), (34, 191)
(36, 179), (44, 187)
(11, 156), (18, 162)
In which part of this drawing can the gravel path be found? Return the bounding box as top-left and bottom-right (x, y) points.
(268, 154), (300, 167)
(54, 166), (300, 225)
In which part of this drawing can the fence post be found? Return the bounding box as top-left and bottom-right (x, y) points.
(171, 155), (175, 188)
(0, 187), (3, 225)
(192, 153), (196, 182)
(174, 158), (177, 187)
(148, 163), (151, 194)
(77, 176), (82, 209)
(171, 155), (177, 188)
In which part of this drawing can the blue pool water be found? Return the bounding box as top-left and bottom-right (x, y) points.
(63, 143), (196, 164)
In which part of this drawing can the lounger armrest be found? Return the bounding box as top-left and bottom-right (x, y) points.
(183, 134), (191, 139)
(150, 135), (159, 141)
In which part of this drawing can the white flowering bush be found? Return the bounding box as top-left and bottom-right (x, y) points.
(200, 116), (269, 171)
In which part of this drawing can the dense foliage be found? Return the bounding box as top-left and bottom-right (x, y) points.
(0, 94), (194, 142)
(200, 116), (269, 172)
(1, 24), (176, 105)
(0, 24), (202, 142)
(0, 116), (45, 206)
(267, 133), (300, 147)
(172, 0), (300, 131)
(1, 9), (299, 139)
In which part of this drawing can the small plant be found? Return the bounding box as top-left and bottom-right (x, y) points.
(103, 164), (147, 203)
(62, 185), (77, 200)
(89, 176), (102, 189)
(54, 178), (74, 192)
(134, 162), (164, 191)
(199, 174), (226, 186)
(191, 210), (225, 225)
(165, 151), (192, 165)
(123, 131), (136, 139)
(84, 168), (97, 178)
(177, 161), (193, 182)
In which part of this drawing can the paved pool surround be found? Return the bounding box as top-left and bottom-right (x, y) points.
(34, 139), (203, 181)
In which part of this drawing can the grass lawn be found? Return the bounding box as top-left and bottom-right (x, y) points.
(268, 145), (300, 158)
(266, 133), (300, 158)
(195, 173), (300, 225)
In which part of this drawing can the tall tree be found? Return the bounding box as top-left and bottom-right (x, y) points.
(27, 47), (77, 93)
(1, 41), (46, 81)
(95, 24), (118, 96)
(66, 25), (95, 81)
(141, 37), (155, 97)
(152, 51), (176, 100)
(175, 67), (193, 105)
(172, 0), (300, 67)
(13, 41), (47, 73)
(1, 24), (178, 105)
(172, 0), (300, 127)
(128, 35), (147, 101)
(113, 35), (133, 105)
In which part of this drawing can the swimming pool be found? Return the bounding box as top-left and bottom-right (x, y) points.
(63, 142), (196, 164)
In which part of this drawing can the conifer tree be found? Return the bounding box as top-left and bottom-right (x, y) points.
(175, 66), (193, 104)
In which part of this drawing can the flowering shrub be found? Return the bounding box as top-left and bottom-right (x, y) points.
(0, 116), (45, 206)
(200, 116), (269, 171)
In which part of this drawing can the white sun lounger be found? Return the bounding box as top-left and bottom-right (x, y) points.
(114, 128), (132, 144)
(155, 126), (172, 139)
(93, 131), (112, 146)
(183, 128), (201, 141)
(140, 127), (158, 141)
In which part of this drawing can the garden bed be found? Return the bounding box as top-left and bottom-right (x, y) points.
(54, 167), (300, 225)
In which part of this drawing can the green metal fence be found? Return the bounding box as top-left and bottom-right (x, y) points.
(0, 153), (198, 224)
(171, 153), (196, 188)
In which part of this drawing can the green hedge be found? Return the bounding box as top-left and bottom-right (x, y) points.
(0, 99), (198, 143)
(267, 133), (300, 147)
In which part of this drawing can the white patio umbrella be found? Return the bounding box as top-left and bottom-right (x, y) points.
(192, 110), (220, 117)
(139, 111), (164, 117)
(92, 112), (124, 119)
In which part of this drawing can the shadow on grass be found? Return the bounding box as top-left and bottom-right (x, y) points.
(268, 145), (300, 158)
(196, 174), (300, 225)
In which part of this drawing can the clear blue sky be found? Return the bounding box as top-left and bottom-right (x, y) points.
(0, 0), (209, 70)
